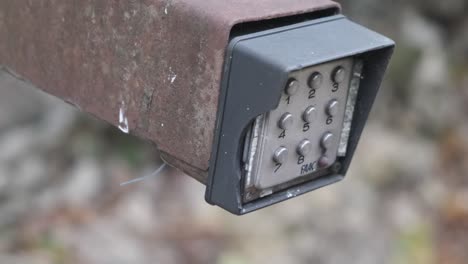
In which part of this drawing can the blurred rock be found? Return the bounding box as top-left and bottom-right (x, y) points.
(62, 219), (151, 264)
(113, 189), (160, 235)
(415, 0), (467, 21)
(351, 123), (435, 191)
(402, 10), (461, 136)
(0, 252), (53, 264)
(60, 159), (102, 208)
(451, 17), (468, 68)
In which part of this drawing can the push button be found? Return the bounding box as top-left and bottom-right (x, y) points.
(297, 139), (313, 156)
(318, 156), (331, 168)
(326, 99), (339, 117)
(321, 132), (334, 149)
(273, 147), (288, 164)
(308, 72), (323, 89)
(285, 79), (300, 96)
(278, 113), (293, 130)
(332, 66), (346, 83)
(303, 106), (317, 123)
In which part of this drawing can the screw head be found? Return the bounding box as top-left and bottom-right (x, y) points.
(331, 162), (342, 173)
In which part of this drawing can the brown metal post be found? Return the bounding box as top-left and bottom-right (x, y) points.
(0, 0), (340, 183)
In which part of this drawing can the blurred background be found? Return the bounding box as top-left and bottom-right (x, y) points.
(0, 0), (467, 263)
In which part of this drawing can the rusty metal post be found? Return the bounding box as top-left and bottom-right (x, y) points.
(0, 0), (340, 183)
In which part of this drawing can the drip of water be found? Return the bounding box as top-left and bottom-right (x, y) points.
(118, 101), (129, 134)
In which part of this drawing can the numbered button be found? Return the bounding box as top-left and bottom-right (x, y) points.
(278, 113), (293, 130)
(286, 78), (300, 96)
(273, 147), (288, 164)
(297, 139), (313, 156)
(332, 66), (346, 83)
(326, 100), (339, 117)
(303, 106), (317, 123)
(321, 132), (334, 149)
(308, 72), (323, 89)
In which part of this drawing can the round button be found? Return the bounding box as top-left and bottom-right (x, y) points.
(308, 72), (323, 89)
(273, 147), (288, 164)
(321, 132), (334, 149)
(326, 99), (339, 117)
(318, 156), (331, 168)
(332, 66), (346, 83)
(297, 139), (313, 156)
(303, 106), (317, 123)
(278, 113), (293, 130)
(286, 79), (299, 96)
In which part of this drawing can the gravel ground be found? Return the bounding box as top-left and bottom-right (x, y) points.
(1, 1), (467, 263)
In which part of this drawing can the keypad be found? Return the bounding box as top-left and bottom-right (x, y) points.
(247, 57), (357, 190)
